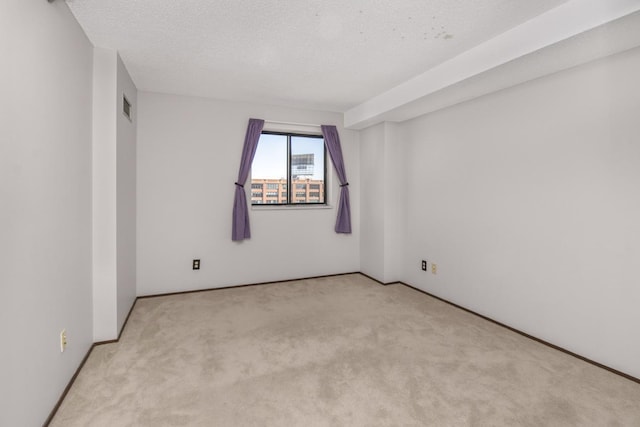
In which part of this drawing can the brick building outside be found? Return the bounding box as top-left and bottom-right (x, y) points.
(251, 178), (325, 204)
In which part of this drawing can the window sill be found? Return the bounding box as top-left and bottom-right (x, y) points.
(251, 204), (333, 211)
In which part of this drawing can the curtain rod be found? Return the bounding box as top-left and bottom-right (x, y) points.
(264, 120), (322, 128)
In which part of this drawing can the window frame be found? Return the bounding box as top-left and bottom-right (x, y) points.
(251, 131), (328, 207)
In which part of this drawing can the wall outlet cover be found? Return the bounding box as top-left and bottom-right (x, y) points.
(60, 329), (67, 353)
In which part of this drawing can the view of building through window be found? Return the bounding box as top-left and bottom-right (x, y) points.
(251, 132), (326, 205)
(250, 178), (324, 204)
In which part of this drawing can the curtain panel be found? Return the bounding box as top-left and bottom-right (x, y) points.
(321, 125), (352, 234)
(232, 118), (264, 241)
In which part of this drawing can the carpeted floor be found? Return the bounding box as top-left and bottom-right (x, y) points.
(51, 274), (640, 426)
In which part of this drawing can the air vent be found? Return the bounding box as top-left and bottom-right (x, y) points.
(123, 94), (132, 121)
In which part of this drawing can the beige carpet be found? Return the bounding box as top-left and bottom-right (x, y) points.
(51, 274), (640, 426)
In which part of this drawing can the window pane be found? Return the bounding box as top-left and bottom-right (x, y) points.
(252, 134), (288, 204)
(291, 136), (325, 204)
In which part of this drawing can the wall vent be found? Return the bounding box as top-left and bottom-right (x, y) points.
(123, 94), (132, 121)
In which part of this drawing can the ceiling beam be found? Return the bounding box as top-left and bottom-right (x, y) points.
(344, 0), (640, 130)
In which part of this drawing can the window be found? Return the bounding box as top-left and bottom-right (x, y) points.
(251, 132), (326, 205)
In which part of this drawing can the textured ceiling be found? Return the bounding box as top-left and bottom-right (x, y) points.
(66, 0), (569, 112)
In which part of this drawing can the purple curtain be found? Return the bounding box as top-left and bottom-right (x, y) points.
(321, 125), (351, 234)
(232, 118), (265, 241)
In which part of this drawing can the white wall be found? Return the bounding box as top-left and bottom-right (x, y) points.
(116, 55), (137, 333)
(399, 46), (640, 379)
(382, 122), (404, 283)
(359, 123), (404, 283)
(0, 1), (94, 425)
(137, 92), (360, 295)
(92, 48), (118, 341)
(93, 49), (137, 341)
(359, 124), (386, 281)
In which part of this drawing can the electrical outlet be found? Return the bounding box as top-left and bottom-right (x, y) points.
(431, 263), (437, 274)
(60, 329), (67, 352)
(193, 259), (200, 270)
(421, 260), (427, 271)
